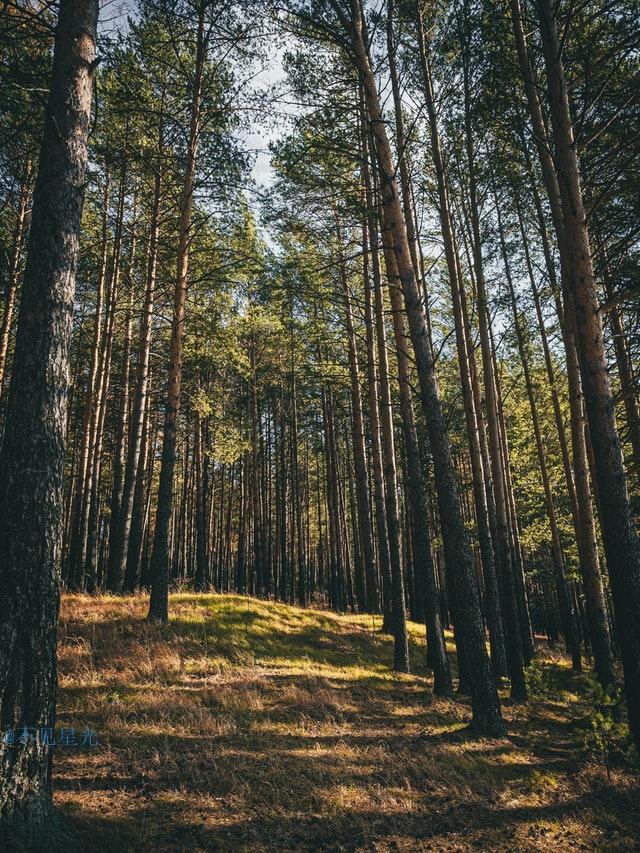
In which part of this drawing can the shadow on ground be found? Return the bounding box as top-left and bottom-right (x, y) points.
(49, 593), (640, 852)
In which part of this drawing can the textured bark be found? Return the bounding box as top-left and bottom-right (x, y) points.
(148, 0), (205, 622)
(534, 0), (640, 746)
(0, 0), (97, 835)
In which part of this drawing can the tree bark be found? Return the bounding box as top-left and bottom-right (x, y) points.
(0, 0), (98, 834)
(519, 135), (614, 688)
(335, 0), (503, 732)
(525, 0), (640, 745)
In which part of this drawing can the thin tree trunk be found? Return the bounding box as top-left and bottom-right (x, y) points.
(194, 409), (208, 591)
(66, 165), (111, 586)
(375, 186), (451, 688)
(372, 208), (410, 673)
(601, 255), (640, 478)
(85, 161), (126, 591)
(449, 27), (527, 698)
(112, 105), (164, 590)
(124, 368), (153, 592)
(336, 215), (374, 612)
(511, 0), (617, 691)
(362, 214), (385, 616)
(521, 145), (615, 687)
(418, 21), (507, 686)
(0, 159), (31, 395)
(148, 1), (206, 622)
(106, 219), (136, 589)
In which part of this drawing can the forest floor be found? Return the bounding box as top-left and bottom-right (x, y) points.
(50, 593), (640, 852)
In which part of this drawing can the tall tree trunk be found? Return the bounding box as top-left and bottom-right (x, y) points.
(277, 386), (289, 601)
(85, 161), (126, 591)
(336, 0), (503, 732)
(106, 221), (136, 589)
(600, 255), (640, 480)
(372, 210), (410, 673)
(517, 0), (640, 744)
(494, 184), (581, 670)
(336, 215), (374, 612)
(386, 10), (457, 685)
(520, 141), (614, 687)
(124, 368), (154, 592)
(417, 20), (507, 685)
(0, 0), (98, 834)
(148, 1), (206, 622)
(449, 25), (527, 698)
(112, 106), (164, 591)
(374, 187), (451, 689)
(487, 311), (536, 665)
(194, 409), (208, 591)
(249, 333), (264, 596)
(291, 361), (306, 605)
(361, 211), (384, 614)
(65, 165), (110, 586)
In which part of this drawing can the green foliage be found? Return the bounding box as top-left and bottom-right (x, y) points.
(581, 673), (636, 775)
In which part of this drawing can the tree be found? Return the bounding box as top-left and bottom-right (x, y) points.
(0, 0), (98, 836)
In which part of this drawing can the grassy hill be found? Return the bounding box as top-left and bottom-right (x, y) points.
(53, 593), (640, 851)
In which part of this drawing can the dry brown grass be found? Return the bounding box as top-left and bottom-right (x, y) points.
(48, 593), (640, 852)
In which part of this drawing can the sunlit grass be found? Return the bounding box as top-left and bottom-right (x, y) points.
(53, 592), (640, 851)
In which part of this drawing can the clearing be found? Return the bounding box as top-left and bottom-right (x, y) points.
(52, 593), (640, 851)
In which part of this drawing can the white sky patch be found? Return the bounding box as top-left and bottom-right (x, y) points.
(242, 45), (287, 190)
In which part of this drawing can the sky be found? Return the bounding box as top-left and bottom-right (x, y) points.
(98, 0), (286, 193)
